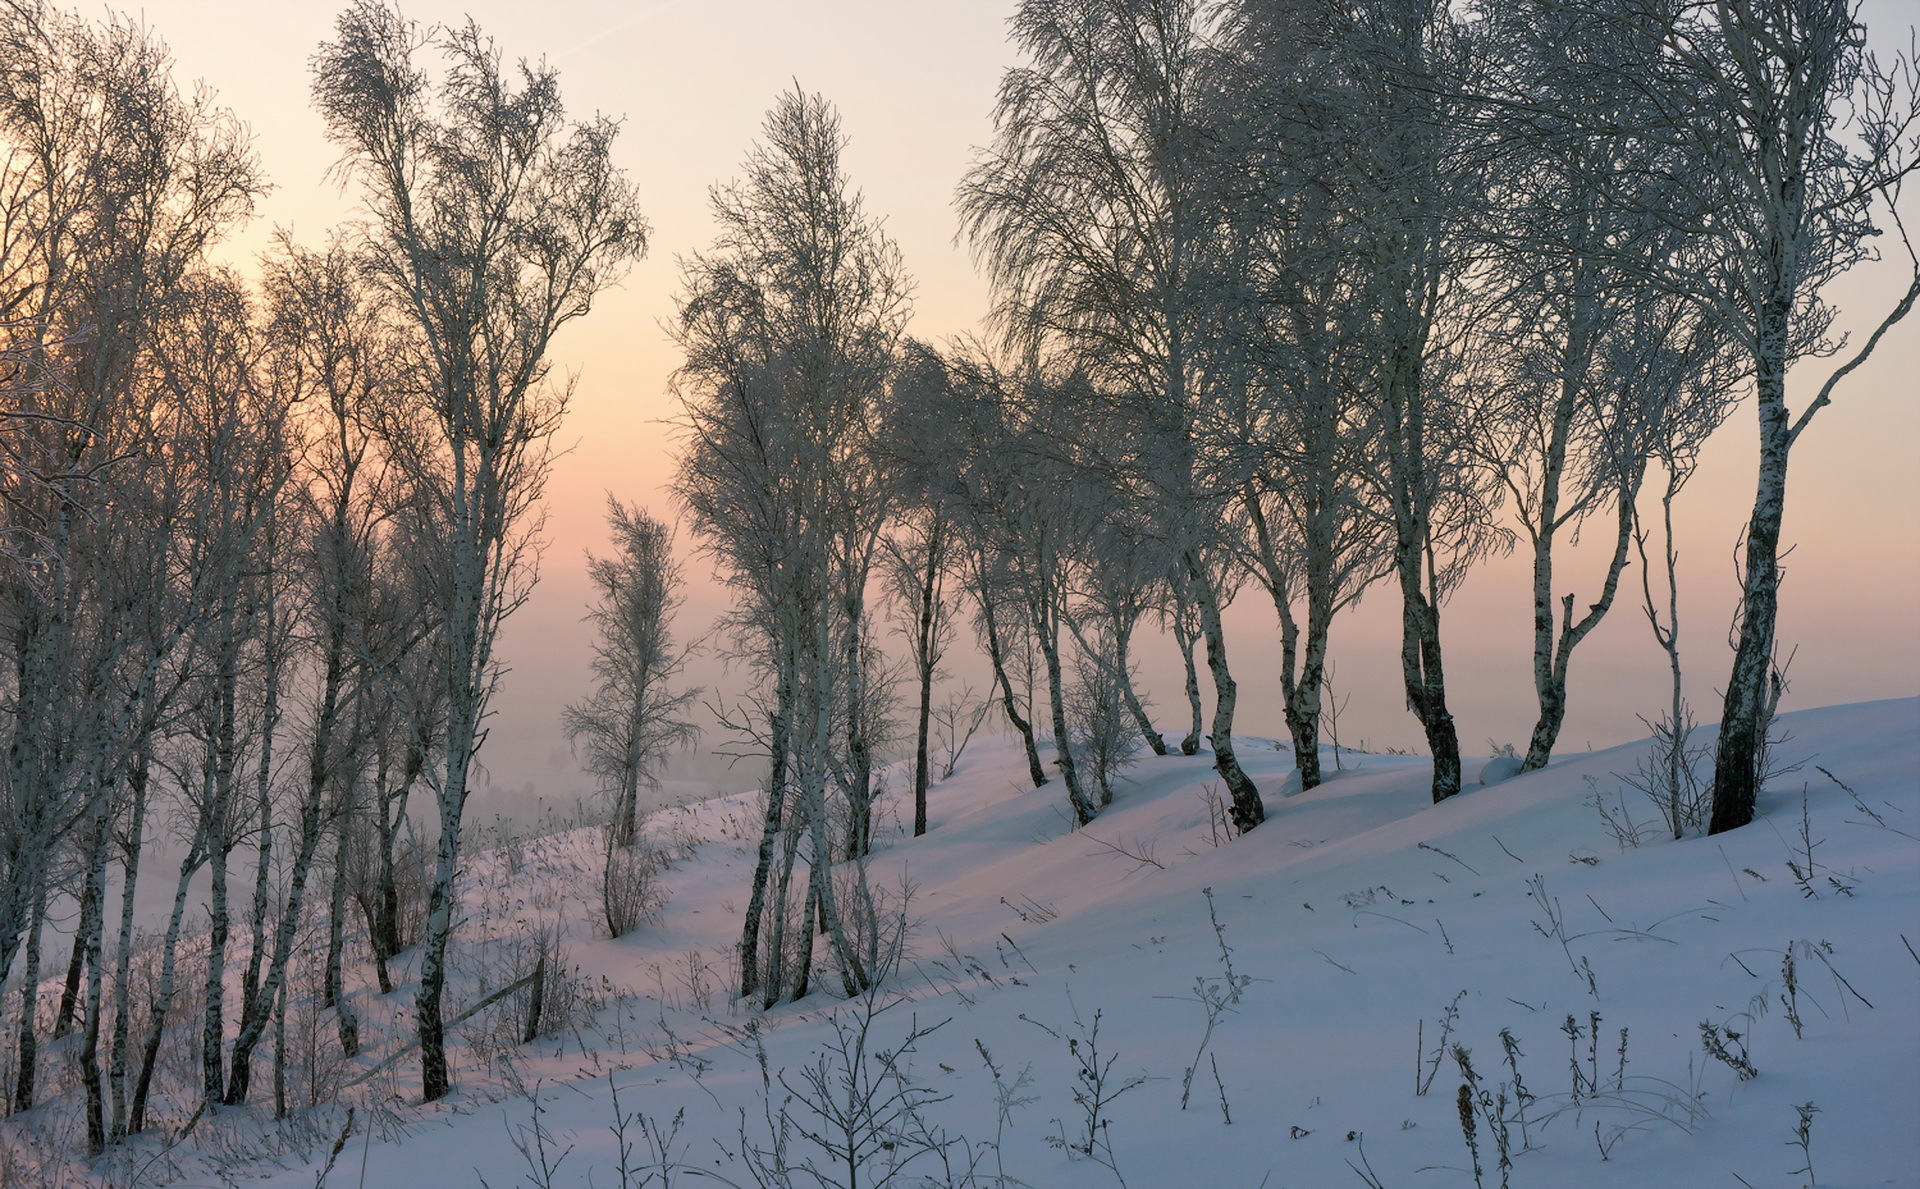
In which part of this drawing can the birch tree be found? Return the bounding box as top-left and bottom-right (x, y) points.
(1219, 0), (1394, 790)
(311, 0), (647, 1100)
(563, 498), (698, 847)
(960, 0), (1268, 832)
(673, 87), (908, 1003)
(1318, 0), (1504, 802)
(1587, 0), (1920, 832)
(0, 0), (259, 1008)
(878, 343), (963, 835)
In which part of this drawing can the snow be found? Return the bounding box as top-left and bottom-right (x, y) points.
(106, 700), (1920, 1186)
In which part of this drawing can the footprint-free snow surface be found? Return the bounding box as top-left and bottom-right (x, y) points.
(252, 699), (1916, 1189)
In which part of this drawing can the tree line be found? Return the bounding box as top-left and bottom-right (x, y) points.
(0, 0), (1913, 1157)
(0, 0), (644, 1140)
(670, 0), (1916, 1004)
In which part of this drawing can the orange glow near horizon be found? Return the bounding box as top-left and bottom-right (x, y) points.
(137, 0), (1918, 809)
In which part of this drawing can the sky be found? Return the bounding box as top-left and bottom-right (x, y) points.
(131, 0), (1920, 813)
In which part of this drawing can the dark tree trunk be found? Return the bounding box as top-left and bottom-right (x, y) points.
(976, 564), (1047, 788)
(1167, 591), (1203, 756)
(131, 824), (206, 1135)
(738, 665), (792, 1003)
(911, 522), (943, 836)
(11, 882), (47, 1113)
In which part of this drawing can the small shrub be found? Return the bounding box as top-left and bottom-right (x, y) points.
(602, 826), (666, 939)
(1068, 651), (1139, 809)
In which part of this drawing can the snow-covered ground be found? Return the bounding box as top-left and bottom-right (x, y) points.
(47, 699), (1920, 1188)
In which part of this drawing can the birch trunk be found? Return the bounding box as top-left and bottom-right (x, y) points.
(1032, 579), (1095, 827)
(236, 604), (283, 1052)
(326, 833), (360, 1057)
(76, 786), (111, 1155)
(1167, 587), (1204, 757)
(911, 527), (942, 835)
(10, 881), (47, 1113)
(1185, 560), (1264, 832)
(1709, 299), (1791, 834)
(738, 662), (792, 1003)
(976, 565), (1047, 788)
(1113, 621), (1166, 757)
(130, 818), (207, 1135)
(1522, 473), (1640, 772)
(107, 746), (153, 1140)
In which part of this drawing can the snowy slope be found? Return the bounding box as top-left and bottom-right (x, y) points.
(235, 698), (1918, 1189)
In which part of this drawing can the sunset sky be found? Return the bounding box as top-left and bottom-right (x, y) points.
(138, 0), (1919, 811)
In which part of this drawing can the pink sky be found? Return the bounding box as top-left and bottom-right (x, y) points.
(140, 0), (1920, 808)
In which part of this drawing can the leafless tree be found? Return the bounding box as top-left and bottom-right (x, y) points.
(1218, 0), (1395, 790)
(312, 0), (647, 1100)
(1309, 0), (1507, 803)
(563, 498), (698, 847)
(1583, 0), (1920, 832)
(960, 0), (1268, 832)
(878, 344), (964, 835)
(0, 5), (261, 1143)
(673, 87), (907, 1004)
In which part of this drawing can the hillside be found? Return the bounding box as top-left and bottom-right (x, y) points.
(52, 699), (1920, 1188)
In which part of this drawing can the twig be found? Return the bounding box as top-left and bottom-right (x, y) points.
(1419, 841), (1480, 876)
(1211, 1053), (1232, 1125)
(1315, 949), (1357, 975)
(1083, 831), (1167, 873)
(1354, 910), (1429, 934)
(1718, 845), (1750, 903)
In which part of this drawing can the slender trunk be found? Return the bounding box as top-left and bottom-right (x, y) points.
(1636, 464), (1693, 838)
(1246, 492), (1326, 789)
(272, 975), (288, 1119)
(78, 787), (112, 1155)
(416, 796), (461, 1101)
(202, 816), (230, 1106)
(1382, 323), (1463, 801)
(1034, 588), (1095, 826)
(10, 881), (47, 1114)
(1294, 504), (1340, 792)
(1710, 300), (1792, 834)
(790, 844), (817, 1002)
(1398, 567), (1462, 801)
(975, 557), (1046, 787)
(236, 641), (282, 1052)
(738, 665), (792, 1003)
(107, 747), (153, 1140)
(369, 743), (420, 994)
(1292, 611), (1329, 791)
(1167, 591), (1203, 756)
(804, 613), (866, 995)
(1523, 468), (1641, 771)
(203, 651), (240, 1107)
(131, 824), (207, 1135)
(327, 834), (360, 1057)
(417, 670), (478, 1102)
(1112, 618), (1166, 756)
(843, 586), (873, 861)
(763, 789), (801, 1008)
(912, 527), (942, 836)
(1183, 560), (1263, 832)
(54, 899), (89, 1039)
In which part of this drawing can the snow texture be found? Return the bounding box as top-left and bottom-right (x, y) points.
(85, 699), (1920, 1188)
